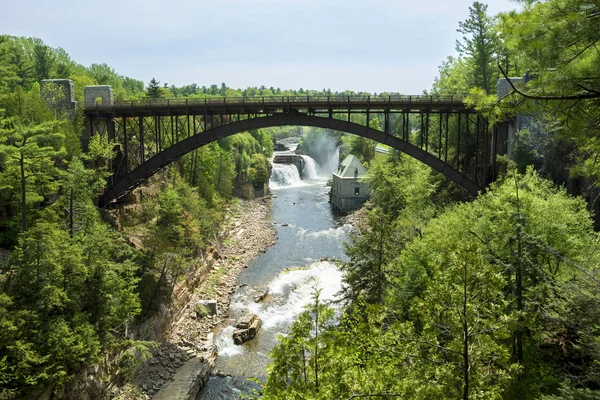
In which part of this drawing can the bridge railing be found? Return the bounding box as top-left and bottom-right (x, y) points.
(84, 95), (467, 109)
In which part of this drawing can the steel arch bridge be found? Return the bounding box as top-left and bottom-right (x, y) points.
(83, 96), (508, 208)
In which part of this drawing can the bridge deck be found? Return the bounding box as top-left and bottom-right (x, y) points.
(84, 95), (471, 118)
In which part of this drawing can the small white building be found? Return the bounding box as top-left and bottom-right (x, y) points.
(331, 155), (369, 212)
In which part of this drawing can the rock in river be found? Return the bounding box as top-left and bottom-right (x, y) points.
(232, 313), (261, 345)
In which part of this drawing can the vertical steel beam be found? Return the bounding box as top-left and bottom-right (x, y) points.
(457, 112), (462, 171)
(170, 115), (174, 145)
(139, 116), (145, 164)
(438, 112), (443, 159)
(475, 114), (480, 183)
(347, 96), (351, 123)
(425, 112), (430, 153)
(384, 110), (389, 134)
(157, 116), (162, 152)
(492, 124), (498, 179)
(483, 118), (489, 188)
(204, 107), (208, 132)
(445, 112), (449, 163)
(187, 113), (190, 139)
(107, 116), (115, 143)
(465, 114), (469, 175)
(420, 112), (424, 149)
(123, 117), (129, 173)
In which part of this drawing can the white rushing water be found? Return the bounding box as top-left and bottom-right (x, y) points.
(269, 163), (302, 189)
(300, 155), (320, 180)
(317, 145), (340, 176)
(199, 141), (349, 399)
(270, 154), (324, 189)
(214, 260), (344, 358)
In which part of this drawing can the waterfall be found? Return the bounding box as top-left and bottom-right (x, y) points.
(270, 164), (301, 189)
(331, 146), (340, 174)
(300, 155), (319, 180)
(316, 145), (341, 176)
(215, 260), (344, 357)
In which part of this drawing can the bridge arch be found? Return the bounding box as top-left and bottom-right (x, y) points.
(99, 113), (481, 208)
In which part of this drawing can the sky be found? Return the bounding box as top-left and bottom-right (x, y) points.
(1, 0), (520, 94)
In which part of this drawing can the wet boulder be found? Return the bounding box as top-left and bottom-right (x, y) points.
(253, 289), (269, 303)
(232, 313), (261, 345)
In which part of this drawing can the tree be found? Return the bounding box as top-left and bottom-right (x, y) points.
(264, 287), (336, 399)
(146, 78), (162, 99)
(0, 218), (141, 394)
(32, 42), (55, 82)
(431, 56), (471, 96)
(0, 89), (64, 232)
(247, 153), (270, 185)
(0, 36), (19, 92)
(61, 157), (106, 237)
(456, 2), (499, 93)
(87, 63), (122, 87)
(399, 202), (517, 399)
(6, 40), (35, 90)
(495, 0), (600, 189)
(341, 152), (437, 305)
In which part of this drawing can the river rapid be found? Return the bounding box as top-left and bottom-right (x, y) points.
(197, 140), (348, 399)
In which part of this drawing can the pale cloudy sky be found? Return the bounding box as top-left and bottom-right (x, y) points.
(1, 0), (520, 94)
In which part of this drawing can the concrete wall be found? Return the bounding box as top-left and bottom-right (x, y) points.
(84, 85), (114, 106)
(497, 72), (535, 158)
(40, 79), (77, 114)
(331, 175), (369, 212)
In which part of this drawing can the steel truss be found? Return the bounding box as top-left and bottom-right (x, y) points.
(83, 96), (507, 207)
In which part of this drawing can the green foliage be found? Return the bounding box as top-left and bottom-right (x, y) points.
(146, 77), (162, 99)
(0, 48), (147, 394)
(456, 2), (499, 93)
(115, 340), (158, 380)
(86, 130), (116, 160)
(432, 1), (500, 97)
(341, 152), (437, 304)
(218, 131), (273, 190)
(267, 163), (600, 398)
(0, 87), (65, 233)
(248, 153), (270, 185)
(263, 286), (336, 399)
(0, 217), (140, 394)
(194, 303), (210, 318)
(493, 0), (600, 189)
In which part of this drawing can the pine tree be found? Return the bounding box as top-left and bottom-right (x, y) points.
(456, 2), (498, 93)
(146, 77), (162, 99)
(0, 89), (64, 232)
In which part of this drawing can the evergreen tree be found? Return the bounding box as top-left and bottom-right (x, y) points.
(146, 77), (162, 99)
(264, 287), (335, 399)
(32, 42), (55, 82)
(0, 88), (64, 232)
(456, 2), (498, 93)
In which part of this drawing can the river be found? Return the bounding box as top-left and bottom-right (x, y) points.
(197, 141), (348, 399)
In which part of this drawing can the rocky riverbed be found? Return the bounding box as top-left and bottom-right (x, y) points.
(124, 196), (276, 399)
